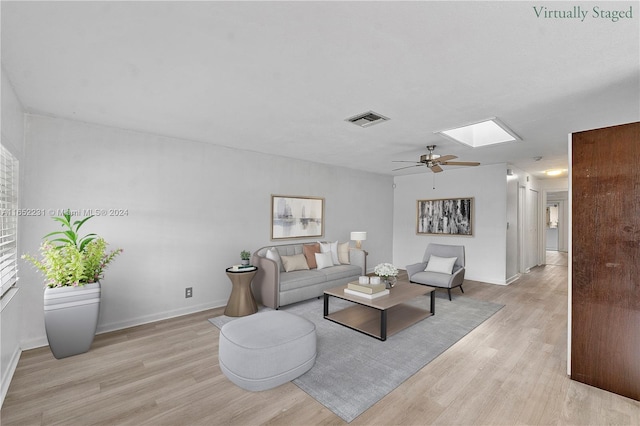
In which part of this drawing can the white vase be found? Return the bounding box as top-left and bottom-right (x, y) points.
(43, 282), (101, 359)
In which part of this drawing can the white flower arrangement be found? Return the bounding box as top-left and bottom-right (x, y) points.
(374, 262), (398, 278)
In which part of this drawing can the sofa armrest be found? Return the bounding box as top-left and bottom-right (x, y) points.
(251, 253), (279, 309)
(348, 248), (366, 275)
(406, 262), (427, 280)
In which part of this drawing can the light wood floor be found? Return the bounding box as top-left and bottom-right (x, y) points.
(545, 250), (569, 267)
(3, 254), (639, 425)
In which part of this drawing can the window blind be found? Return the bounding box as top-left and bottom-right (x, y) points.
(0, 145), (19, 297)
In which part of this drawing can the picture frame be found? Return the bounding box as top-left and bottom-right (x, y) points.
(271, 195), (324, 240)
(417, 197), (473, 236)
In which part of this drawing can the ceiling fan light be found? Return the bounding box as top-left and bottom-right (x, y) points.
(545, 169), (564, 176)
(435, 118), (520, 148)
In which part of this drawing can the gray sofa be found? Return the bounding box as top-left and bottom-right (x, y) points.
(251, 243), (365, 309)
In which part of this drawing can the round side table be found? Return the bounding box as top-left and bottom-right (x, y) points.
(224, 266), (258, 317)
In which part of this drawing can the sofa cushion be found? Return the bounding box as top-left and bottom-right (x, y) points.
(315, 252), (334, 270)
(281, 254), (310, 272)
(320, 264), (362, 281)
(425, 255), (457, 274)
(338, 242), (350, 264)
(303, 243), (321, 269)
(280, 270), (327, 291)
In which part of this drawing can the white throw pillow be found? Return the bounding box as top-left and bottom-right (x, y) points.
(329, 241), (339, 264)
(424, 255), (457, 274)
(337, 241), (350, 264)
(318, 241), (330, 254)
(315, 252), (334, 270)
(266, 247), (283, 272)
(318, 241), (340, 265)
(281, 254), (310, 272)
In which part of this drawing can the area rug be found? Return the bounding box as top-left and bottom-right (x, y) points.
(209, 293), (503, 423)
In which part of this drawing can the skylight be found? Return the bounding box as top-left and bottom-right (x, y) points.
(435, 118), (520, 148)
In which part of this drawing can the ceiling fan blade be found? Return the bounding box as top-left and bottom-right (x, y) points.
(437, 155), (457, 162)
(392, 160), (421, 163)
(441, 161), (480, 166)
(392, 164), (425, 172)
(430, 165), (444, 173)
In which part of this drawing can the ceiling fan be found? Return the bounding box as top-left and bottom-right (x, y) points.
(392, 145), (480, 173)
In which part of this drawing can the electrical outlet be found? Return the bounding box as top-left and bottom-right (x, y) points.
(185, 287), (193, 298)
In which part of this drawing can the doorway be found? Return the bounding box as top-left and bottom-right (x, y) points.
(546, 191), (569, 257)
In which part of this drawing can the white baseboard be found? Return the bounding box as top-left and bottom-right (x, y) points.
(20, 298), (229, 351)
(96, 299), (227, 335)
(20, 338), (47, 351)
(1, 345), (21, 408)
(465, 275), (509, 286)
(505, 274), (521, 285)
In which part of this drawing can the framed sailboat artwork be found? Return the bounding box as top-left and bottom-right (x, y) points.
(271, 195), (324, 240)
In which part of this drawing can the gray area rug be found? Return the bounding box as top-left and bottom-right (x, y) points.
(209, 293), (503, 423)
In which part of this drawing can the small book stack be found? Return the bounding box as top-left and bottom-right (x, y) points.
(344, 281), (390, 299)
(230, 264), (256, 272)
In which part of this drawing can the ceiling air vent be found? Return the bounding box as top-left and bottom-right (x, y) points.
(346, 111), (390, 128)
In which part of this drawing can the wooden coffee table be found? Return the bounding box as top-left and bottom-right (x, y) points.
(323, 280), (435, 341)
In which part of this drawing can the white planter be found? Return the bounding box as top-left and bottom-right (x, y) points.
(43, 282), (101, 359)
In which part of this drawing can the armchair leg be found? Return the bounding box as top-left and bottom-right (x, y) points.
(447, 288), (452, 301)
(460, 284), (464, 294)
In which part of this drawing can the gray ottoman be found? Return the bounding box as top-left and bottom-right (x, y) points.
(218, 310), (316, 391)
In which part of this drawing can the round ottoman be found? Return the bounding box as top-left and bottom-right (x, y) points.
(218, 310), (316, 391)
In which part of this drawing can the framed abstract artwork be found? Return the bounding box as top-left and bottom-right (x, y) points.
(271, 195), (324, 240)
(417, 197), (473, 236)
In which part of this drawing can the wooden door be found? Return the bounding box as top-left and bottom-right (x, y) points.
(571, 121), (640, 401)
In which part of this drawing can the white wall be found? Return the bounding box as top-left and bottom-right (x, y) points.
(392, 163), (508, 285)
(1, 69), (25, 406)
(505, 165), (546, 280)
(506, 170), (519, 282)
(19, 114), (394, 349)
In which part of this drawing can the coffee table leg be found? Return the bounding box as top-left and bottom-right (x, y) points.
(381, 310), (387, 341)
(323, 294), (329, 317)
(430, 291), (435, 314)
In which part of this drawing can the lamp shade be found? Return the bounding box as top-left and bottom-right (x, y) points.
(350, 231), (367, 241)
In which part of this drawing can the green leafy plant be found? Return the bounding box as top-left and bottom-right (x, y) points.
(240, 250), (251, 261)
(43, 210), (98, 251)
(22, 210), (123, 288)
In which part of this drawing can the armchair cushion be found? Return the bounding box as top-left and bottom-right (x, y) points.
(410, 265), (465, 288)
(425, 255), (457, 274)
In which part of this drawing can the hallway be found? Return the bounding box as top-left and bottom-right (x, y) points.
(546, 250), (568, 267)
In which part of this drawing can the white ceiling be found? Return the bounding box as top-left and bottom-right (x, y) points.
(2, 1), (639, 179)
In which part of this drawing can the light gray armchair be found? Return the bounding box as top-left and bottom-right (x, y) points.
(406, 243), (465, 301)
